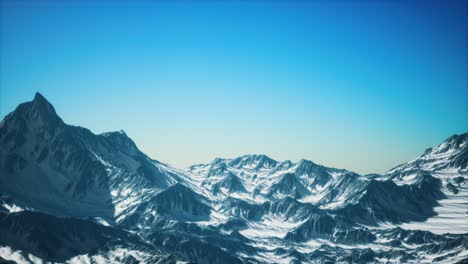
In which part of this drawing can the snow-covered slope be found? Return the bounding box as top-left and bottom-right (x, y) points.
(381, 133), (468, 235)
(0, 93), (467, 263)
(186, 155), (367, 207)
(0, 93), (179, 223)
(181, 140), (467, 263)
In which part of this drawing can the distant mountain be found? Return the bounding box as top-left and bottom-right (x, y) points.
(0, 93), (467, 263)
(228, 154), (278, 170)
(385, 133), (468, 180)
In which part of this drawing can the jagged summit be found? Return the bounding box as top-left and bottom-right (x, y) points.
(33, 91), (47, 102)
(446, 132), (468, 142)
(434, 132), (468, 154)
(30, 92), (59, 116)
(1, 93), (467, 264)
(4, 92), (63, 127)
(386, 132), (468, 174)
(228, 154), (278, 169)
(296, 159), (321, 171)
(0, 92), (176, 220)
(100, 129), (134, 143)
(242, 154), (274, 160)
(241, 154), (276, 162)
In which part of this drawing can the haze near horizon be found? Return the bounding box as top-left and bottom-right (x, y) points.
(1, 1), (467, 174)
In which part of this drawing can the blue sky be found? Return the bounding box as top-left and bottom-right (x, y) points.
(1, 1), (467, 174)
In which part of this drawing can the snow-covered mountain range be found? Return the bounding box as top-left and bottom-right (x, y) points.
(0, 93), (467, 263)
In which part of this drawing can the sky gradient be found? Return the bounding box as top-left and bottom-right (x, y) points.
(1, 1), (467, 174)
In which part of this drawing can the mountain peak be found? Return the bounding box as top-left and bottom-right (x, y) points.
(228, 154), (278, 169)
(386, 132), (468, 174)
(33, 92), (46, 102)
(445, 133), (468, 146)
(242, 154), (276, 162)
(29, 92), (58, 118)
(1, 92), (63, 128)
(99, 129), (139, 152)
(297, 159), (318, 167)
(430, 132), (468, 156)
(100, 129), (128, 138)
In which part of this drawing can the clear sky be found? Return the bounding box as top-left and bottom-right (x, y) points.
(1, 1), (467, 174)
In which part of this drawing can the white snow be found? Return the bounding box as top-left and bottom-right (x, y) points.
(66, 248), (151, 264)
(240, 215), (305, 239)
(2, 203), (24, 213)
(0, 246), (43, 264)
(398, 187), (468, 234)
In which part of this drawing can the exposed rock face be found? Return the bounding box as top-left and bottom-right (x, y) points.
(1, 93), (467, 263)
